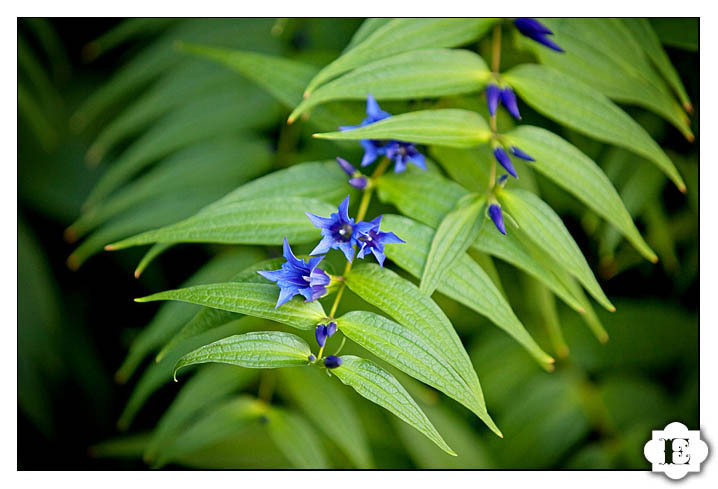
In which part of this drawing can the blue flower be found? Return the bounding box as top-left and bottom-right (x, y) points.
(384, 141), (426, 173)
(339, 94), (391, 167)
(257, 238), (330, 308)
(486, 84), (501, 116)
(493, 147), (518, 178)
(336, 157), (368, 189)
(514, 18), (564, 53)
(306, 195), (357, 262)
(324, 355), (343, 369)
(355, 215), (405, 267)
(510, 146), (534, 161)
(489, 204), (506, 235)
(500, 87), (521, 120)
(315, 321), (337, 348)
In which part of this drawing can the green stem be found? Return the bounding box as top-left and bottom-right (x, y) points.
(317, 157), (391, 360)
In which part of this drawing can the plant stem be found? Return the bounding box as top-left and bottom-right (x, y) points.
(491, 22), (502, 74)
(318, 157), (391, 359)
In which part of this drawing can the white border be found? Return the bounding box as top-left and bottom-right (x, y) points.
(6, 5), (713, 488)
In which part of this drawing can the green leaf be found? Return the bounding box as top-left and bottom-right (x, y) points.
(526, 19), (691, 139)
(106, 197), (333, 250)
(179, 43), (362, 132)
(345, 264), (500, 435)
(174, 331), (313, 378)
(279, 367), (373, 468)
(429, 145), (491, 193)
(622, 18), (692, 111)
(420, 194), (485, 296)
(375, 170), (584, 312)
(650, 18), (698, 51)
(377, 168), (468, 226)
(71, 19), (281, 131)
(154, 395), (266, 467)
(503, 125), (657, 262)
(331, 355), (456, 456)
(156, 257), (285, 363)
(117, 316), (263, 430)
(337, 310), (488, 418)
(69, 138), (272, 240)
(314, 109), (491, 148)
(344, 18), (393, 51)
(503, 64), (685, 192)
(303, 18), (496, 95)
(265, 408), (330, 469)
(290, 49), (489, 122)
(129, 160), (353, 275)
(381, 214), (554, 369)
(136, 283), (326, 332)
(497, 188), (614, 312)
(145, 364), (258, 463)
(84, 86), (279, 206)
(116, 248), (265, 383)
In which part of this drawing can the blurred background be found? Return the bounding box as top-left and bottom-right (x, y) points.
(17, 18), (698, 469)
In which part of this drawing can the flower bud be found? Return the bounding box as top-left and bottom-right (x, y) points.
(500, 87), (521, 120)
(349, 176), (368, 189)
(510, 146), (535, 161)
(315, 324), (328, 347)
(336, 157), (356, 176)
(324, 355), (343, 369)
(489, 204), (507, 235)
(486, 84), (501, 116)
(326, 321), (337, 337)
(493, 147), (517, 178)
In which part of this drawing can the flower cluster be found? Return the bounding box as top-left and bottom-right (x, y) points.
(339, 94), (426, 175)
(258, 196), (404, 308)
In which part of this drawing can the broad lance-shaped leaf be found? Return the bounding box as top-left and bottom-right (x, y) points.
(84, 86), (279, 207)
(178, 43), (364, 132)
(173, 331), (312, 379)
(525, 18), (692, 140)
(117, 316), (264, 430)
(503, 64), (685, 192)
(106, 197), (333, 250)
(337, 311), (493, 421)
(265, 408), (330, 469)
(303, 18), (496, 95)
(69, 138), (272, 240)
(420, 194), (485, 296)
(496, 188), (614, 312)
(381, 214), (554, 369)
(622, 18), (692, 111)
(116, 248), (265, 383)
(154, 395), (266, 468)
(153, 394), (263, 467)
(331, 355), (456, 456)
(156, 257), (285, 362)
(503, 126), (657, 262)
(71, 19), (281, 131)
(376, 171), (585, 313)
(145, 364), (258, 463)
(279, 368), (373, 469)
(290, 49), (490, 122)
(345, 263), (500, 435)
(131, 161), (353, 274)
(136, 283), (326, 331)
(344, 18), (392, 51)
(315, 109), (491, 148)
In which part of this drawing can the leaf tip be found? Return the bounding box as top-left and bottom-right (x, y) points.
(678, 183), (687, 194)
(104, 244), (116, 251)
(134, 268), (142, 279)
(66, 254), (80, 271)
(63, 227), (77, 243)
(599, 331), (610, 343)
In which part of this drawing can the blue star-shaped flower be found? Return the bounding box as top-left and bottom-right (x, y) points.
(306, 195), (357, 262)
(257, 238), (330, 308)
(339, 94), (391, 167)
(384, 141), (426, 173)
(355, 215), (405, 267)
